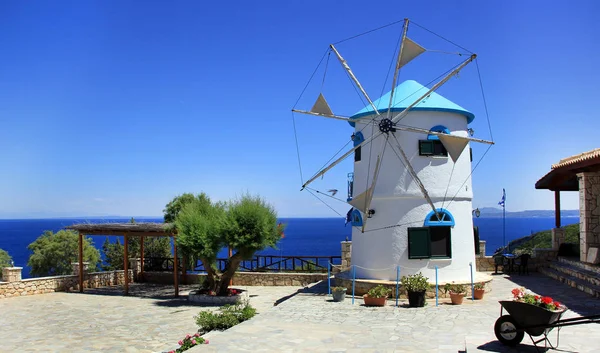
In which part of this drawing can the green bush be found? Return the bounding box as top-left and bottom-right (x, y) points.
(443, 282), (466, 295)
(0, 249), (12, 280)
(195, 301), (257, 332)
(401, 272), (429, 292)
(366, 285), (391, 298)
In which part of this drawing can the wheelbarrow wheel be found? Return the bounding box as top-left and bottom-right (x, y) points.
(494, 315), (524, 346)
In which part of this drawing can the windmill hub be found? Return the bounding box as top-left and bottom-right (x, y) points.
(378, 118), (395, 133)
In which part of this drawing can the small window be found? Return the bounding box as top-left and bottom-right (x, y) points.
(419, 140), (447, 157)
(350, 209), (363, 226)
(470, 147), (473, 162)
(352, 132), (364, 162)
(473, 226), (480, 255)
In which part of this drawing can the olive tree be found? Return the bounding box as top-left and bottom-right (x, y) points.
(0, 249), (12, 280)
(27, 230), (101, 277)
(174, 193), (283, 295)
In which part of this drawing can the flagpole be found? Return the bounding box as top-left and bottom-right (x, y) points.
(503, 189), (506, 253)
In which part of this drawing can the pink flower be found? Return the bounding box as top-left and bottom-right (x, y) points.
(178, 340), (183, 345)
(192, 340), (196, 345)
(186, 334), (191, 339)
(194, 333), (200, 337)
(205, 340), (210, 344)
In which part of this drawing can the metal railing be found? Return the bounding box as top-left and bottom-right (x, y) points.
(143, 255), (342, 273)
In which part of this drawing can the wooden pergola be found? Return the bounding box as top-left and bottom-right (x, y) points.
(66, 223), (180, 297)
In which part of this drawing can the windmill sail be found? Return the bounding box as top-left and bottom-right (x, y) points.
(310, 93), (334, 116)
(348, 186), (373, 213)
(438, 134), (470, 162)
(398, 37), (425, 68)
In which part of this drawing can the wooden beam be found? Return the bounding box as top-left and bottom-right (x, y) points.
(228, 246), (233, 286)
(140, 235), (145, 282)
(555, 191), (561, 228)
(124, 233), (129, 296)
(70, 230), (175, 237)
(173, 236), (179, 297)
(78, 232), (84, 293)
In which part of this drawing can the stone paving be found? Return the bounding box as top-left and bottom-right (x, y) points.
(194, 274), (600, 353)
(0, 283), (303, 353)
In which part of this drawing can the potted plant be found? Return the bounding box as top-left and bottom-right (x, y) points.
(363, 285), (390, 306)
(401, 272), (429, 307)
(331, 286), (347, 302)
(473, 282), (485, 300)
(443, 282), (466, 305)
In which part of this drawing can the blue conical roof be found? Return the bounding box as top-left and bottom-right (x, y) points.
(349, 80), (474, 125)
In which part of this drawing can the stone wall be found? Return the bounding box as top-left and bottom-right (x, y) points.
(143, 271), (326, 287)
(0, 270), (133, 299)
(578, 171), (600, 262)
(341, 241), (352, 270)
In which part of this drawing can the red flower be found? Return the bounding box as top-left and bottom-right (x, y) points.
(534, 295), (540, 300)
(553, 301), (561, 308)
(541, 296), (553, 305)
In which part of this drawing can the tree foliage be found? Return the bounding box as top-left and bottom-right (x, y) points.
(174, 192), (283, 295)
(164, 193), (197, 223)
(27, 230), (101, 277)
(101, 236), (172, 270)
(0, 248), (12, 280)
(513, 223), (579, 253)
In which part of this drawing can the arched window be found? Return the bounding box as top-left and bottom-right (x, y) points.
(427, 125), (450, 140)
(350, 209), (363, 226)
(352, 132), (364, 162)
(424, 208), (455, 227)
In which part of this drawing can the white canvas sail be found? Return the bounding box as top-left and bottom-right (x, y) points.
(398, 37), (426, 68)
(438, 134), (470, 162)
(310, 93), (334, 116)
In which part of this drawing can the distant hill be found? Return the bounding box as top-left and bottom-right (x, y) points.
(477, 207), (579, 218)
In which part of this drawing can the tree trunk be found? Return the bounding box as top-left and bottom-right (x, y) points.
(200, 257), (217, 292)
(217, 253), (243, 296)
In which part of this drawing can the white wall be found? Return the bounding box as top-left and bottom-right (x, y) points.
(350, 111), (476, 282)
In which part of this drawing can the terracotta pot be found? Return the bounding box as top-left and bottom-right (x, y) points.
(450, 292), (464, 305)
(363, 294), (387, 306)
(473, 288), (485, 300)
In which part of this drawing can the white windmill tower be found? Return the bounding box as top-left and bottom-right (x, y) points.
(292, 19), (494, 283)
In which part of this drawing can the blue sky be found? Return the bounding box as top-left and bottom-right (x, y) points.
(1, 1), (598, 218)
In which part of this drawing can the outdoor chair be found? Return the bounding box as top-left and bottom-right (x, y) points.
(515, 254), (531, 275)
(493, 255), (505, 274)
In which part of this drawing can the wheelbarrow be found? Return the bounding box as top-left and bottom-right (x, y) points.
(494, 300), (600, 352)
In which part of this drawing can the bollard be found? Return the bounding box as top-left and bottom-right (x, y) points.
(395, 266), (400, 307)
(435, 266), (439, 307)
(470, 262), (475, 301)
(352, 265), (356, 305)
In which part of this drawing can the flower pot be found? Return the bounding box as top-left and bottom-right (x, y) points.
(363, 294), (387, 306)
(332, 289), (346, 302)
(473, 288), (485, 300)
(449, 292), (464, 305)
(407, 290), (426, 307)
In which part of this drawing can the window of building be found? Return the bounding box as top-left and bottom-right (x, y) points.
(352, 132), (364, 162)
(350, 209), (363, 227)
(408, 208), (454, 259)
(419, 125), (449, 157)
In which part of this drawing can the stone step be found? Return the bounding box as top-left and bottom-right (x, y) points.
(558, 256), (600, 275)
(539, 266), (600, 298)
(547, 261), (600, 287)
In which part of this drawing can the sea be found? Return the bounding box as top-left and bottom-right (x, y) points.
(0, 217), (579, 279)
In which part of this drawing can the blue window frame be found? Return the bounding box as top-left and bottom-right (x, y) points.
(350, 209), (363, 226)
(427, 125), (450, 140)
(424, 208), (455, 227)
(353, 132), (364, 162)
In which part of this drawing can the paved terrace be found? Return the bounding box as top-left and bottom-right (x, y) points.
(1, 274), (599, 353)
(198, 274), (600, 353)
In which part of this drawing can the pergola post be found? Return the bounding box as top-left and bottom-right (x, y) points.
(182, 254), (187, 285)
(124, 233), (129, 295)
(78, 232), (84, 293)
(140, 236), (145, 282)
(554, 190), (561, 228)
(173, 236), (179, 297)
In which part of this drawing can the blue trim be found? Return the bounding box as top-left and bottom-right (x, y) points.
(424, 208), (455, 227)
(352, 132), (364, 146)
(349, 107), (475, 127)
(350, 209), (363, 226)
(427, 125), (449, 140)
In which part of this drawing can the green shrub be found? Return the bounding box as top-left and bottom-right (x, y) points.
(331, 286), (346, 293)
(195, 301), (257, 332)
(474, 282), (485, 290)
(443, 282), (466, 295)
(401, 272), (429, 292)
(366, 285), (391, 298)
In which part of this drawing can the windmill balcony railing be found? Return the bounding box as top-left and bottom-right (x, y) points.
(142, 255), (342, 273)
